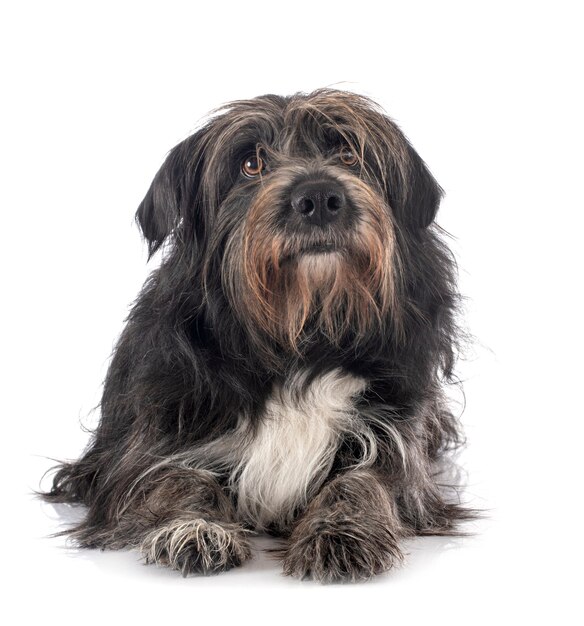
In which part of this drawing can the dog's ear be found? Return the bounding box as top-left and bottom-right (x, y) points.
(393, 142), (444, 230)
(135, 133), (204, 259)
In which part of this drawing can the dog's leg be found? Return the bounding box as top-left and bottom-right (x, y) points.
(138, 467), (252, 576)
(73, 465), (252, 576)
(281, 469), (405, 582)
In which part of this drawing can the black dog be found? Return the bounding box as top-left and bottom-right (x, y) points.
(43, 89), (470, 582)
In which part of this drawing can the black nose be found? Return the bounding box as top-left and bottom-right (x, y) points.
(291, 180), (346, 226)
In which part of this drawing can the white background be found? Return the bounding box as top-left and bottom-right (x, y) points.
(2, 1), (582, 624)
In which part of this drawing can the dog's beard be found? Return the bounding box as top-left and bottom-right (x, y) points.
(276, 250), (380, 345)
(221, 170), (402, 353)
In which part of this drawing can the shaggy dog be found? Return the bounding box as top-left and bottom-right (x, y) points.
(42, 89), (470, 582)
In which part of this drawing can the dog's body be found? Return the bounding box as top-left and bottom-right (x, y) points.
(43, 89), (470, 581)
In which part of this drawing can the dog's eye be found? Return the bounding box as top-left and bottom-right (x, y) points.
(242, 153), (266, 178)
(339, 148), (358, 166)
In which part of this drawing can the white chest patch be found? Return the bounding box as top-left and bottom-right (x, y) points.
(230, 369), (369, 530)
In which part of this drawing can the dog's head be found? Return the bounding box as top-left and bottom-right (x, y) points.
(136, 89), (443, 352)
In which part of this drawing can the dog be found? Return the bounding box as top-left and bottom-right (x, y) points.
(42, 89), (471, 582)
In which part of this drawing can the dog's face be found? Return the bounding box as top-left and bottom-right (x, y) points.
(136, 90), (442, 351)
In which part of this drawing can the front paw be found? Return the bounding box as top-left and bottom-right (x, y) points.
(141, 518), (252, 576)
(282, 513), (403, 583)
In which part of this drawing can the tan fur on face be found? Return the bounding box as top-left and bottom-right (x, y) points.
(202, 90), (415, 353)
(222, 163), (401, 352)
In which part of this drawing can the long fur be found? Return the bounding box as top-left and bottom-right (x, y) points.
(41, 89), (472, 582)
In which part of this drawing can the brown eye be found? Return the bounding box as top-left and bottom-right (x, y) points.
(340, 147), (358, 166)
(242, 153), (265, 178)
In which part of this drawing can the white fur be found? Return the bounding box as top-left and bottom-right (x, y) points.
(124, 368), (404, 531)
(141, 518), (249, 571)
(297, 251), (341, 285)
(231, 369), (371, 529)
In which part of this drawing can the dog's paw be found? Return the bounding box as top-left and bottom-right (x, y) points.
(281, 514), (403, 583)
(141, 518), (252, 576)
